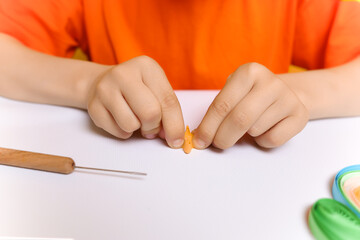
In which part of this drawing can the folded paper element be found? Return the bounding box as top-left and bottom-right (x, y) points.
(183, 126), (193, 154)
(308, 198), (360, 240)
(333, 165), (360, 217)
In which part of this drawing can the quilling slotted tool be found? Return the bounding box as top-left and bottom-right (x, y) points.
(0, 147), (146, 176)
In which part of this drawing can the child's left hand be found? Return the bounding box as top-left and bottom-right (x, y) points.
(192, 62), (309, 149)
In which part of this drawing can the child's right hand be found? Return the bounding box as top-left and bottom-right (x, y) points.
(86, 56), (185, 148)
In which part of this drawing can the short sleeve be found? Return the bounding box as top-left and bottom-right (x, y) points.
(0, 0), (85, 58)
(292, 0), (360, 69)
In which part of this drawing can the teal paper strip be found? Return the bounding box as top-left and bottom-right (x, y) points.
(332, 165), (360, 217)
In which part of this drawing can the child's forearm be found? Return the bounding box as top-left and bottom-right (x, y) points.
(0, 33), (110, 109)
(0, 34), (185, 146)
(279, 56), (360, 119)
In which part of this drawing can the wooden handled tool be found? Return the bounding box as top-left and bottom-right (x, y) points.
(0, 147), (146, 176)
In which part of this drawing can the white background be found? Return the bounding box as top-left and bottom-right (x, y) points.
(1, 91), (360, 240)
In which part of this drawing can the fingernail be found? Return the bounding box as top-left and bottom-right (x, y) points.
(193, 138), (206, 149)
(144, 133), (157, 139)
(171, 139), (184, 148)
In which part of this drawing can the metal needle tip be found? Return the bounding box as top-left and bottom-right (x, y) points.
(75, 166), (147, 176)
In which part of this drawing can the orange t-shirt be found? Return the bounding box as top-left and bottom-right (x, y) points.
(0, 0), (359, 89)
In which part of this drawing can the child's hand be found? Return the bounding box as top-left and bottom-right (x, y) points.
(86, 56), (185, 148)
(193, 63), (309, 149)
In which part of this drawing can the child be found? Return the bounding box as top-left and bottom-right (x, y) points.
(0, 0), (359, 150)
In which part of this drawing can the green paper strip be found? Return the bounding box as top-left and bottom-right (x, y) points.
(309, 198), (360, 240)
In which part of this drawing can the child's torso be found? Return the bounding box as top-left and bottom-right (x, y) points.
(83, 0), (298, 89)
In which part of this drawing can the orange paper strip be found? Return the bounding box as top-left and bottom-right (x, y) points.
(183, 126), (193, 154)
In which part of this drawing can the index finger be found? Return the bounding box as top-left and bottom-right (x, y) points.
(139, 56), (185, 148)
(192, 65), (255, 149)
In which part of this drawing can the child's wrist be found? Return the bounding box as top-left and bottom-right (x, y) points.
(277, 73), (315, 118)
(74, 63), (114, 109)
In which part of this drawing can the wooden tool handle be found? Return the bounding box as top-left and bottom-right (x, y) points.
(0, 147), (75, 174)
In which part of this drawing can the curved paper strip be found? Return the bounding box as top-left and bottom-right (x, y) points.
(183, 126), (193, 154)
(332, 165), (360, 217)
(309, 198), (360, 240)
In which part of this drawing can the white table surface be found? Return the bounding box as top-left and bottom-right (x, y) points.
(0, 90), (359, 240)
